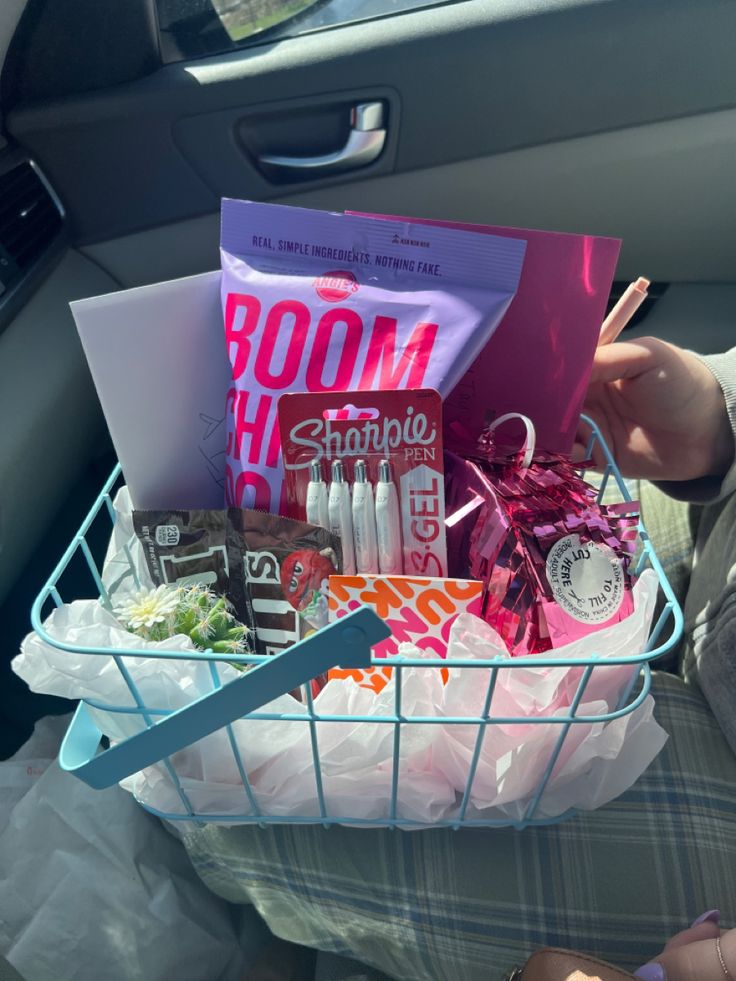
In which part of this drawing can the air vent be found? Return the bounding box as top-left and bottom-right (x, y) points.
(0, 161), (63, 291)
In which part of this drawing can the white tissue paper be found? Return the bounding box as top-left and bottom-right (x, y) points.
(12, 488), (667, 827)
(0, 716), (268, 981)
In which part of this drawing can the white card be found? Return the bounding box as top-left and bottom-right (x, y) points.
(71, 271), (229, 509)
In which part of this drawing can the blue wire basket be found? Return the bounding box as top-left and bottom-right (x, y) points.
(30, 417), (683, 830)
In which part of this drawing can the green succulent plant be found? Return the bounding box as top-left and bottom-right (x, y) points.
(114, 583), (252, 668)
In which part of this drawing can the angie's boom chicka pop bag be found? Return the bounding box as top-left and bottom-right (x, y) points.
(220, 200), (526, 513)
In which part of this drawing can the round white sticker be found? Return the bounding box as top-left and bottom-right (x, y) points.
(545, 534), (625, 624)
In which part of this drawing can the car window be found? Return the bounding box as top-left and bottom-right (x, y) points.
(156, 0), (461, 60)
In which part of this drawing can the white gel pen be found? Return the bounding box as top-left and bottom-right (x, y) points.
(328, 459), (356, 574)
(352, 459), (378, 574)
(306, 458), (329, 529)
(375, 459), (403, 575)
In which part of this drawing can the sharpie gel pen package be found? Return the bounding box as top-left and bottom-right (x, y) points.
(220, 199), (526, 513)
(278, 388), (447, 578)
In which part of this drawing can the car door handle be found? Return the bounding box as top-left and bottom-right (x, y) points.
(259, 101), (386, 177)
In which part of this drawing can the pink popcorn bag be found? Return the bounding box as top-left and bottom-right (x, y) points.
(220, 199), (526, 513)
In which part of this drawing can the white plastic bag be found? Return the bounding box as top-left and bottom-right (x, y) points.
(0, 717), (268, 981)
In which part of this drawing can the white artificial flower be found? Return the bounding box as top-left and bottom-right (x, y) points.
(114, 584), (180, 630)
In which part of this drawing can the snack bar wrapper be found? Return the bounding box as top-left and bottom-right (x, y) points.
(133, 505), (341, 659)
(220, 199), (526, 512)
(133, 509), (229, 593)
(227, 509), (341, 658)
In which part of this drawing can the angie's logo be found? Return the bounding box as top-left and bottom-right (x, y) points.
(314, 270), (359, 302)
(391, 233), (430, 248)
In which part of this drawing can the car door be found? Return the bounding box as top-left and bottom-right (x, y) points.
(1, 0), (735, 613)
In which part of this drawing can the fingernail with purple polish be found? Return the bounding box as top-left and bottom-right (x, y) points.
(690, 909), (720, 928)
(634, 964), (666, 980)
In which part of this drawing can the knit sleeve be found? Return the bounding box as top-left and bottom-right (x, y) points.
(655, 349), (736, 503)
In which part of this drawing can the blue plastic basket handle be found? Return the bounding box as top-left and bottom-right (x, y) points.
(59, 606), (390, 790)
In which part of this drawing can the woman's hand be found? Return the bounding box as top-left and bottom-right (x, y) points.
(577, 337), (733, 482)
(635, 911), (734, 980)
